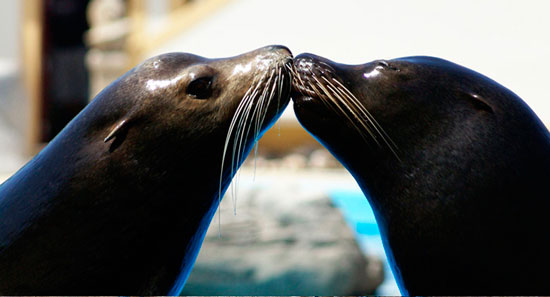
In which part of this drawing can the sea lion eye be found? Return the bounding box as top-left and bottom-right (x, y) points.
(186, 77), (213, 99)
(376, 60), (399, 71)
(377, 60), (390, 68)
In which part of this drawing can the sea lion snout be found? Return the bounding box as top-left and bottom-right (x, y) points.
(233, 45), (293, 68)
(264, 44), (292, 56)
(294, 53), (337, 77)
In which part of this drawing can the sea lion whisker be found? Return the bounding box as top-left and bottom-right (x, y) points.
(251, 69), (277, 182)
(255, 68), (283, 176)
(254, 69), (276, 139)
(233, 73), (266, 154)
(239, 80), (269, 188)
(311, 75), (375, 144)
(322, 76), (379, 130)
(220, 73), (264, 213)
(322, 79), (380, 145)
(308, 82), (368, 143)
(229, 68), (277, 211)
(334, 84), (400, 160)
(329, 77), (391, 137)
(250, 74), (270, 140)
(230, 92), (260, 211)
(294, 68), (310, 95)
(328, 77), (400, 158)
(231, 81), (263, 199)
(329, 80), (379, 127)
(261, 68), (282, 137)
(224, 68), (271, 217)
(231, 96), (255, 208)
(220, 96), (248, 192)
(277, 66), (283, 109)
(290, 67), (316, 98)
(320, 76), (386, 144)
(325, 76), (399, 154)
(305, 74), (340, 113)
(276, 66), (284, 135)
(329, 76), (383, 128)
(259, 69), (279, 133)
(233, 67), (283, 212)
(219, 89), (253, 219)
(310, 76), (374, 143)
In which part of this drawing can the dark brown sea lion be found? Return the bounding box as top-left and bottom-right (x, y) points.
(291, 53), (550, 295)
(0, 45), (292, 295)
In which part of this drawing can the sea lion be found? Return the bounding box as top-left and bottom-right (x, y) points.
(291, 53), (550, 295)
(0, 45), (292, 295)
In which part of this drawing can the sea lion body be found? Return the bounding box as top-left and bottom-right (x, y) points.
(292, 54), (550, 294)
(0, 45), (292, 294)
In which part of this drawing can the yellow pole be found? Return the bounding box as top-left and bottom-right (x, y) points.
(127, 0), (146, 68)
(21, 0), (44, 155)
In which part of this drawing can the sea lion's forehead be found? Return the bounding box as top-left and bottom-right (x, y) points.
(389, 56), (471, 75)
(225, 54), (278, 78)
(126, 48), (292, 95)
(137, 53), (204, 76)
(146, 52), (206, 67)
(128, 53), (210, 88)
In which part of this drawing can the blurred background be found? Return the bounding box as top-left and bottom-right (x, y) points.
(1, 0), (549, 295)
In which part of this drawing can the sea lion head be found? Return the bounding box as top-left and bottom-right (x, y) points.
(95, 45), (292, 156)
(291, 53), (545, 180)
(85, 44), (294, 229)
(291, 53), (550, 294)
(0, 45), (292, 294)
(76, 45), (294, 195)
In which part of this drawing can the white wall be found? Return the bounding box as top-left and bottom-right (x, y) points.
(0, 1), (20, 62)
(150, 0), (550, 125)
(0, 1), (27, 173)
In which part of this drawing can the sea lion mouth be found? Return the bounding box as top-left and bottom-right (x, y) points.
(290, 56), (339, 99)
(289, 56), (336, 115)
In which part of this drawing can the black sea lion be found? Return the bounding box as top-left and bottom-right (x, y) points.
(291, 53), (550, 295)
(0, 45), (292, 295)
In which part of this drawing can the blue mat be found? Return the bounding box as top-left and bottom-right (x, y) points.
(329, 189), (379, 235)
(329, 188), (400, 295)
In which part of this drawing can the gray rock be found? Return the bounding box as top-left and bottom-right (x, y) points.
(181, 184), (384, 295)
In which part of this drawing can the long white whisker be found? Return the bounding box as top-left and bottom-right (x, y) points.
(231, 76), (265, 209)
(255, 69), (276, 138)
(310, 75), (372, 143)
(218, 61), (290, 223)
(328, 77), (400, 158)
(217, 83), (255, 235)
(276, 66), (283, 136)
(320, 77), (380, 145)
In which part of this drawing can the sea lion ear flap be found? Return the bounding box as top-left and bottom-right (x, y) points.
(104, 118), (130, 143)
(463, 91), (494, 114)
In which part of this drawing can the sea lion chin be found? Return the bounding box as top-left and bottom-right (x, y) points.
(291, 53), (550, 295)
(0, 45), (292, 295)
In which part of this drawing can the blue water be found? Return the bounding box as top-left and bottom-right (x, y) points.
(329, 189), (400, 295)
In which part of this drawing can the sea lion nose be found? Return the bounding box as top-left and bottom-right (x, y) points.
(265, 45), (293, 56)
(293, 53), (336, 78)
(294, 55), (314, 70)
